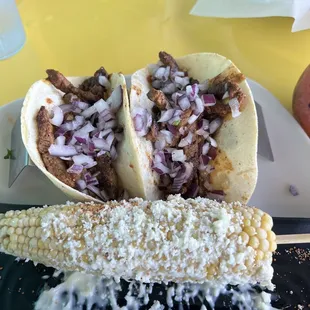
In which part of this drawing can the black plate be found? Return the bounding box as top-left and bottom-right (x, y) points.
(0, 204), (310, 309)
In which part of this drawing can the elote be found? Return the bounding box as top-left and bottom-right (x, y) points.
(0, 195), (276, 287)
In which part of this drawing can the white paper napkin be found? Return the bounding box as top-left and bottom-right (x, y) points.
(190, 0), (310, 32)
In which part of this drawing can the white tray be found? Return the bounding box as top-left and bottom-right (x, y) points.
(0, 79), (309, 217)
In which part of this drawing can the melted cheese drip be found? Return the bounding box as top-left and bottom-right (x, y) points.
(35, 272), (278, 310)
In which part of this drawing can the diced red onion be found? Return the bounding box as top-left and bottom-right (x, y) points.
(81, 104), (98, 118)
(110, 146), (117, 160)
(158, 109), (175, 122)
(73, 101), (89, 111)
(133, 114), (143, 131)
(171, 162), (193, 192)
(99, 128), (112, 139)
(289, 185), (299, 196)
(107, 86), (123, 113)
(174, 76), (190, 88)
(186, 84), (198, 102)
(131, 107), (152, 137)
(201, 94), (216, 106)
(155, 136), (166, 150)
(152, 162), (170, 175)
(208, 146), (217, 160)
(104, 120), (117, 129)
(162, 83), (177, 95)
(60, 115), (85, 131)
(152, 80), (161, 89)
(222, 91), (229, 100)
(171, 149), (186, 162)
(97, 149), (107, 157)
(98, 75), (111, 88)
(178, 94), (191, 111)
(86, 176), (99, 186)
(97, 120), (106, 131)
(88, 141), (95, 152)
(202, 142), (210, 155)
(173, 71), (185, 77)
(54, 127), (67, 137)
(178, 131), (193, 147)
(50, 106), (64, 127)
(209, 118), (223, 134)
(207, 136), (218, 148)
(55, 136), (66, 146)
(86, 184), (104, 200)
(188, 114), (199, 125)
(60, 156), (72, 160)
(201, 154), (210, 165)
(153, 150), (166, 165)
(106, 132), (115, 149)
(48, 144), (78, 157)
(72, 154), (95, 166)
(154, 67), (166, 79)
(228, 98), (241, 118)
(92, 138), (110, 150)
(198, 80), (209, 93)
(194, 97), (204, 115)
(167, 123), (178, 135)
(163, 66), (170, 81)
(74, 122), (95, 137)
(59, 104), (73, 113)
(67, 164), (84, 174)
(179, 127), (185, 135)
(75, 136), (88, 144)
(160, 130), (173, 144)
(94, 99), (109, 113)
(76, 179), (87, 191)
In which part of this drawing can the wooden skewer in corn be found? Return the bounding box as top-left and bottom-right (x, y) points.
(277, 234), (310, 245)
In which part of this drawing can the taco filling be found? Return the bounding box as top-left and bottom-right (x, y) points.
(37, 68), (124, 201)
(131, 51), (247, 201)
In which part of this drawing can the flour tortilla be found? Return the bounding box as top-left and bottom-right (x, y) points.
(21, 73), (143, 202)
(127, 53), (258, 203)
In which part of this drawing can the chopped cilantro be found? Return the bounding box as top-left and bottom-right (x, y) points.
(4, 149), (15, 160)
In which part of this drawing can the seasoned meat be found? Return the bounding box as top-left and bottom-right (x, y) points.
(64, 112), (75, 121)
(208, 80), (246, 104)
(179, 109), (192, 127)
(147, 88), (169, 110)
(145, 122), (159, 143)
(94, 66), (108, 78)
(46, 69), (104, 103)
(96, 154), (118, 200)
(79, 77), (97, 91)
(205, 102), (231, 118)
(41, 153), (79, 188)
(159, 51), (179, 73)
(63, 93), (79, 104)
(37, 106), (79, 188)
(189, 77), (199, 85)
(37, 106), (54, 153)
(228, 82), (246, 105)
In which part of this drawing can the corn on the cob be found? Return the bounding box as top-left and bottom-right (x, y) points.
(0, 195), (275, 287)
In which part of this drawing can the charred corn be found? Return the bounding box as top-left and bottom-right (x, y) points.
(0, 195), (275, 287)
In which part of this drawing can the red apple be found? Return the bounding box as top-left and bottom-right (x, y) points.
(293, 64), (310, 137)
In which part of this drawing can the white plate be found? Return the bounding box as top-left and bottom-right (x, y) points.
(0, 80), (309, 216)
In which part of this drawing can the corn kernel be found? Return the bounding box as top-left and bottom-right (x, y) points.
(259, 239), (269, 252)
(269, 241), (277, 252)
(249, 236), (260, 249)
(256, 228), (267, 240)
(243, 226), (256, 237)
(267, 231), (276, 241)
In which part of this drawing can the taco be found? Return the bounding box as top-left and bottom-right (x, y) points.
(128, 52), (258, 203)
(21, 67), (142, 202)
